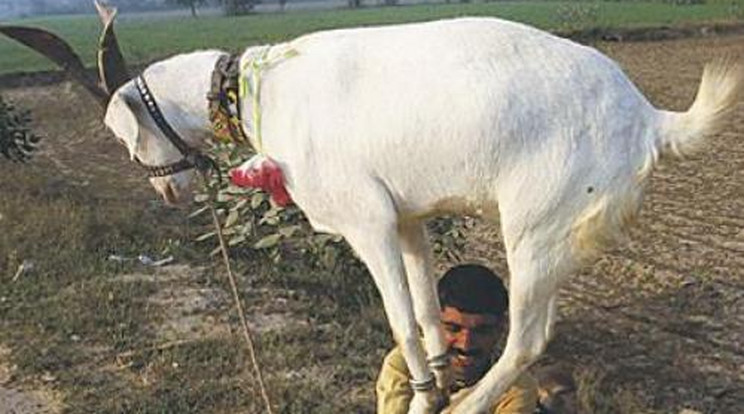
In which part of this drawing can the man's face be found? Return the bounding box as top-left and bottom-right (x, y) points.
(441, 306), (504, 386)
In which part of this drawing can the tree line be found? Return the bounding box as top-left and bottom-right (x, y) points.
(0, 0), (262, 19)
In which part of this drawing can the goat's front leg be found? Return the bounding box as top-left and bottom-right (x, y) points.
(341, 203), (444, 414)
(399, 222), (453, 395)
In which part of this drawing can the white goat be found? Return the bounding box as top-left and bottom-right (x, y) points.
(4, 13), (742, 414)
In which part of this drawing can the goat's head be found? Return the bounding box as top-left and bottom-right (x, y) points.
(104, 83), (199, 205)
(0, 0), (199, 205)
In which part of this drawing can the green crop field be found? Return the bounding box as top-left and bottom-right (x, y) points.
(0, 1), (743, 75)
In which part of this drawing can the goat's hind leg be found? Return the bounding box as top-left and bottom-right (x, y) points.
(400, 221), (453, 395)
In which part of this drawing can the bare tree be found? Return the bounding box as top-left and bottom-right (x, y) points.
(221, 0), (258, 15)
(166, 0), (207, 17)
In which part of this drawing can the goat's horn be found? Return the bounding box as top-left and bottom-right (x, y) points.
(0, 26), (109, 105)
(95, 0), (130, 95)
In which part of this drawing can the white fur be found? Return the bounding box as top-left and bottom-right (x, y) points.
(103, 17), (743, 414)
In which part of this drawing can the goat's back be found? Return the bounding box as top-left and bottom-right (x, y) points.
(256, 18), (659, 228)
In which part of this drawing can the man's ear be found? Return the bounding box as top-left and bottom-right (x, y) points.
(104, 89), (140, 160)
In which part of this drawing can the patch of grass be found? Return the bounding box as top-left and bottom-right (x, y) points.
(576, 366), (663, 414)
(81, 339), (254, 414)
(0, 162), (191, 409)
(0, 157), (392, 413)
(254, 301), (389, 414)
(1, 1), (742, 74)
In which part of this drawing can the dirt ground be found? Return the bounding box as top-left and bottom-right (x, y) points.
(1, 33), (744, 413)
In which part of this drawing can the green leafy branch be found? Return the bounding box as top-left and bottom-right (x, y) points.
(0, 95), (41, 163)
(191, 141), (470, 283)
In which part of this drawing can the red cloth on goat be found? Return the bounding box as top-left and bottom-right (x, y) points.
(230, 156), (292, 207)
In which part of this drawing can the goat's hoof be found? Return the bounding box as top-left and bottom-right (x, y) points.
(407, 388), (448, 414)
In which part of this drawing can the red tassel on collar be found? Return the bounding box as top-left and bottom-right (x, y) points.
(230, 155), (292, 207)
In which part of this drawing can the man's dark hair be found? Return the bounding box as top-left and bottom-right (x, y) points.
(438, 264), (509, 316)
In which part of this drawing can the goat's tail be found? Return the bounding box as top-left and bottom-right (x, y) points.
(657, 58), (744, 158)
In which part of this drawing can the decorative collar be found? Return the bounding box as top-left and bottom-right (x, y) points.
(207, 54), (250, 145)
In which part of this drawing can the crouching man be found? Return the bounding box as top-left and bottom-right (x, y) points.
(376, 264), (538, 413)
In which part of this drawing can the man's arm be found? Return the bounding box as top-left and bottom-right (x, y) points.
(376, 346), (414, 414)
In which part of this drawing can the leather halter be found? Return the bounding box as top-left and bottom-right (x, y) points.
(133, 75), (218, 178)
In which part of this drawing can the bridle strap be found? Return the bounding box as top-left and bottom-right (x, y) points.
(134, 156), (194, 178)
(133, 75), (218, 179)
(135, 76), (193, 156)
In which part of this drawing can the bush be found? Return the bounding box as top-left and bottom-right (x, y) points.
(0, 95), (40, 163)
(191, 141), (468, 290)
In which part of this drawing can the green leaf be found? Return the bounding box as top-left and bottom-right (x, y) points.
(232, 198), (248, 211)
(225, 210), (240, 228)
(264, 207), (279, 218)
(189, 206), (210, 218)
(240, 222), (254, 235)
(278, 225), (301, 238)
(259, 216), (280, 226)
(253, 234), (282, 249)
(251, 192), (266, 209)
(217, 192), (233, 203)
(196, 231), (216, 242)
(228, 235), (246, 246)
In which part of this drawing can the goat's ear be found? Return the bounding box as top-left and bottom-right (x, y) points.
(104, 91), (140, 160)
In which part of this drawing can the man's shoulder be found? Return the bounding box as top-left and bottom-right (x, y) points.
(378, 346), (538, 414)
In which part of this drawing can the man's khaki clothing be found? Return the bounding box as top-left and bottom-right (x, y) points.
(376, 346), (538, 414)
